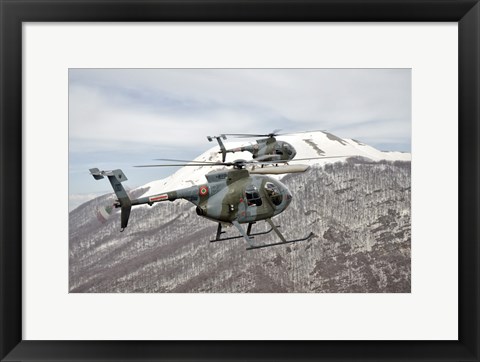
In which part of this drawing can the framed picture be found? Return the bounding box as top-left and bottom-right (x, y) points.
(1, 0), (479, 361)
(68, 67), (414, 294)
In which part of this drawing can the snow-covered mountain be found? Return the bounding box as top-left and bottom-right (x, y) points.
(69, 130), (411, 293)
(139, 130), (411, 196)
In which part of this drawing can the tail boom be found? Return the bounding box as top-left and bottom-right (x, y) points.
(90, 168), (203, 231)
(131, 191), (178, 206)
(207, 134), (228, 162)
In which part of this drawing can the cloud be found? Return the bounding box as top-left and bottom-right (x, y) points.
(69, 69), (411, 151)
(69, 68), (411, 196)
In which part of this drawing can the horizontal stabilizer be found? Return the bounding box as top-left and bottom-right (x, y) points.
(89, 168), (104, 180)
(89, 168), (128, 182)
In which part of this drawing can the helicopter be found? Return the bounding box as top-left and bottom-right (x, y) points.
(207, 130), (297, 163)
(90, 159), (317, 250)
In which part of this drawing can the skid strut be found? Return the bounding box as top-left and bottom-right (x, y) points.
(209, 219), (313, 250)
(245, 219), (313, 250)
(210, 222), (279, 243)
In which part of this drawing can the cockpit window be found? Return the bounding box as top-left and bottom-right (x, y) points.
(284, 144), (293, 155)
(264, 182), (283, 206)
(245, 186), (262, 207)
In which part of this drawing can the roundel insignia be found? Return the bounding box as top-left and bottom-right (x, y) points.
(199, 185), (209, 196)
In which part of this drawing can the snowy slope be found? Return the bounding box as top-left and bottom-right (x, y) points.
(138, 130), (411, 197)
(70, 159), (412, 293)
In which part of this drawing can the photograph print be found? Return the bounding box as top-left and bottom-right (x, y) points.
(69, 68), (411, 293)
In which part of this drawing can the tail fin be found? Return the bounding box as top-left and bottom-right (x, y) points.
(89, 168), (132, 231)
(207, 134), (228, 162)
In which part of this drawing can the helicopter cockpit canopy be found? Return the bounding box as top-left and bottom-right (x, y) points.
(245, 186), (262, 206)
(275, 142), (295, 157)
(283, 143), (295, 156)
(264, 182), (283, 206)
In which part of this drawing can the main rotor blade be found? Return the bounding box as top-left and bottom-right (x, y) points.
(289, 155), (355, 162)
(135, 155), (354, 169)
(153, 158), (221, 164)
(245, 155), (353, 166)
(223, 130), (295, 138)
(135, 163), (224, 168)
(250, 164), (310, 175)
(223, 133), (271, 138)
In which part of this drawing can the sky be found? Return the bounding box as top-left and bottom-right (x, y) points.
(69, 68), (411, 211)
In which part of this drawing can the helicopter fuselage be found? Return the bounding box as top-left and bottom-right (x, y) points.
(228, 138), (297, 162)
(195, 170), (292, 223)
(131, 168), (292, 224)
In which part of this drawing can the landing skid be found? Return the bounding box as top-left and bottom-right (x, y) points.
(246, 232), (314, 250)
(210, 219), (313, 250)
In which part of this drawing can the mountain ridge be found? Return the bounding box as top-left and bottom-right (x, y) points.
(137, 130), (411, 198)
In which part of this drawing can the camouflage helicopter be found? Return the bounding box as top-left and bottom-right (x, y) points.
(90, 159), (317, 250)
(207, 130), (297, 163)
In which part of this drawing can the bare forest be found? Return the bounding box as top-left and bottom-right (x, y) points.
(69, 159), (411, 293)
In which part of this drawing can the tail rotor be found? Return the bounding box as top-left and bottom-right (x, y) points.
(96, 203), (115, 224)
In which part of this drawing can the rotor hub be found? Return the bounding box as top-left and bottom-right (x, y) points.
(232, 159), (247, 169)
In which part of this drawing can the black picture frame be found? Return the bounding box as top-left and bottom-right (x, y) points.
(1, 1), (479, 361)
